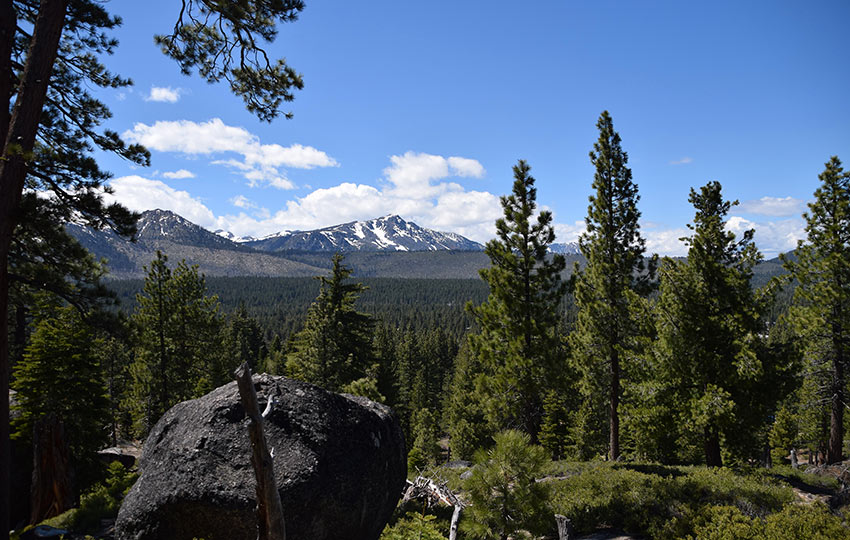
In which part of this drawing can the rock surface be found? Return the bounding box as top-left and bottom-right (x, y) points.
(115, 374), (406, 540)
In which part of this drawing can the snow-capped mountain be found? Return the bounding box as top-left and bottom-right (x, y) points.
(132, 209), (241, 249)
(66, 209), (327, 278)
(549, 242), (581, 255)
(243, 215), (483, 253)
(214, 229), (257, 243)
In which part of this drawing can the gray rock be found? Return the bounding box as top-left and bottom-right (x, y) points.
(116, 374), (406, 540)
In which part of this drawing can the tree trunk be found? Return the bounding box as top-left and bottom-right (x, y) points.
(704, 425), (722, 467)
(0, 0), (14, 144)
(448, 504), (461, 540)
(609, 348), (620, 461)
(827, 343), (844, 464)
(29, 415), (72, 524)
(555, 514), (574, 540)
(234, 363), (285, 540)
(0, 2), (69, 536)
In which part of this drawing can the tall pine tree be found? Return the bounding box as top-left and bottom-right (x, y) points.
(654, 181), (762, 466)
(571, 110), (654, 461)
(286, 253), (374, 392)
(128, 252), (222, 434)
(468, 160), (567, 441)
(11, 299), (109, 497)
(783, 156), (850, 464)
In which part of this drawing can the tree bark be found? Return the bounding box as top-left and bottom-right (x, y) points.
(448, 504), (461, 540)
(704, 425), (722, 467)
(827, 333), (844, 464)
(29, 415), (72, 524)
(234, 363), (285, 540)
(609, 348), (620, 461)
(555, 514), (574, 540)
(1, 2), (69, 536)
(0, 0), (15, 147)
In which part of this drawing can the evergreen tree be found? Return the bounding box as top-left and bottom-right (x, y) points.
(286, 253), (374, 392)
(215, 304), (266, 387)
(128, 252), (222, 434)
(571, 110), (655, 461)
(409, 407), (441, 468)
(462, 430), (551, 540)
(11, 300), (109, 494)
(783, 156), (850, 464)
(654, 182), (762, 466)
(468, 160), (567, 441)
(95, 335), (133, 446)
(444, 338), (489, 461)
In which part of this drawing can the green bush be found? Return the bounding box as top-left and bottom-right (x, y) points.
(689, 503), (847, 540)
(69, 461), (138, 531)
(381, 512), (447, 540)
(762, 503), (847, 539)
(549, 463), (796, 538)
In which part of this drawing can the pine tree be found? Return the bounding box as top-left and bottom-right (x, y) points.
(128, 252), (222, 434)
(571, 110), (655, 461)
(444, 338), (489, 461)
(286, 253), (374, 392)
(11, 300), (109, 494)
(462, 430), (551, 540)
(783, 156), (850, 464)
(215, 304), (266, 387)
(468, 160), (567, 441)
(654, 182), (762, 466)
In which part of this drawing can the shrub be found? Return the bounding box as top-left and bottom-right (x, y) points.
(68, 461), (138, 531)
(381, 512), (447, 540)
(462, 430), (551, 539)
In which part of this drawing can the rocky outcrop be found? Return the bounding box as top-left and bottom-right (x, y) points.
(115, 374), (406, 540)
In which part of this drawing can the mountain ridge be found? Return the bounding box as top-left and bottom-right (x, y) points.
(243, 214), (483, 253)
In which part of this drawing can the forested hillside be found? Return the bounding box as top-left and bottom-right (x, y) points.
(107, 277), (492, 341)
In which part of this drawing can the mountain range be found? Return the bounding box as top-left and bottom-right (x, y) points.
(67, 210), (519, 279)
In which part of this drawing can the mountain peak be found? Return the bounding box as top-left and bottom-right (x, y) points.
(245, 215), (482, 253)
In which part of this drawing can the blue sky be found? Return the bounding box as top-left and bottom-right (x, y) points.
(93, 0), (850, 257)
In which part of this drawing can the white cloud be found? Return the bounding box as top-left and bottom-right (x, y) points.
(106, 152), (506, 244)
(735, 196), (805, 217)
(644, 227), (690, 257)
(448, 156), (486, 178)
(106, 176), (216, 227)
(640, 216), (806, 259)
(145, 86), (182, 103)
(230, 195), (257, 210)
(162, 169), (195, 179)
(670, 157), (693, 165)
(123, 118), (338, 189)
(726, 216), (804, 258)
(553, 220), (587, 245)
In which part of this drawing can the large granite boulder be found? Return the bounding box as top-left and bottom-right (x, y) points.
(116, 374), (406, 540)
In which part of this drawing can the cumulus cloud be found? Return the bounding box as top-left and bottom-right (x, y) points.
(448, 156), (486, 178)
(644, 226), (690, 257)
(162, 169), (195, 179)
(669, 156), (693, 165)
(145, 86), (182, 103)
(553, 220), (587, 245)
(725, 216), (804, 257)
(123, 118), (338, 189)
(230, 195), (257, 210)
(640, 216), (805, 259)
(735, 196), (805, 217)
(106, 176), (216, 227)
(108, 152), (500, 242)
